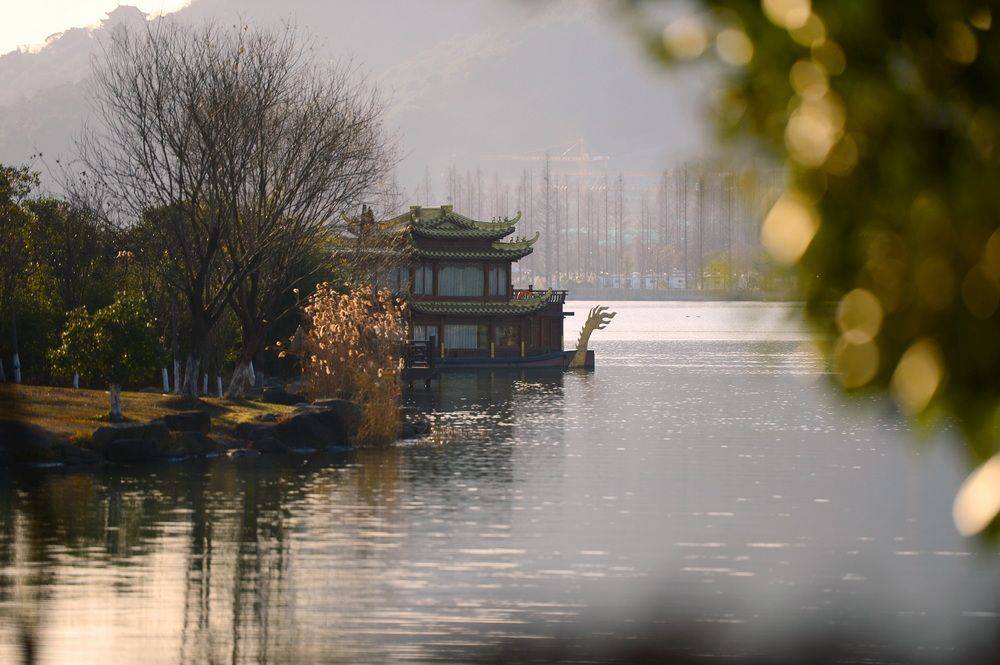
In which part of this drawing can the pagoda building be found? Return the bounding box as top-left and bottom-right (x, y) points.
(386, 205), (572, 366)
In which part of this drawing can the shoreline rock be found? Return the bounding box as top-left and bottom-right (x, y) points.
(261, 387), (307, 406)
(90, 422), (170, 455)
(155, 411), (211, 434)
(2, 396), (432, 470)
(0, 420), (101, 467)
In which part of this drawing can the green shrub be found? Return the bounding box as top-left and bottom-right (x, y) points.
(50, 290), (162, 389)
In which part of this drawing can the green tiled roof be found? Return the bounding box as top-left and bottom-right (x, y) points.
(389, 205), (522, 240)
(410, 297), (550, 316)
(495, 231), (539, 252)
(412, 226), (512, 240)
(411, 231), (540, 261)
(414, 245), (532, 261)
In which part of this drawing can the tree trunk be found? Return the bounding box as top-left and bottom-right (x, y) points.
(226, 361), (253, 399)
(216, 374), (223, 398)
(162, 367), (170, 393)
(181, 353), (201, 397)
(171, 300), (181, 394)
(0, 359), (5, 383)
(10, 306), (20, 384)
(202, 372), (208, 395)
(228, 322), (266, 399)
(73, 373), (79, 389)
(109, 384), (123, 421)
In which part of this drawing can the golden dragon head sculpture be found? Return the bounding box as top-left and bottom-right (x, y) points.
(570, 305), (616, 368)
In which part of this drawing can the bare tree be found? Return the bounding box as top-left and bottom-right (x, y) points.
(330, 178), (410, 292)
(78, 20), (393, 397)
(220, 48), (394, 396)
(225, 225), (331, 398)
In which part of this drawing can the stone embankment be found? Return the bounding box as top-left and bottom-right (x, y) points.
(1, 392), (432, 468)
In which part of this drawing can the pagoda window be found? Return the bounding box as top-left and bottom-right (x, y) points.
(488, 264), (508, 297)
(438, 263), (484, 297)
(414, 264), (433, 295)
(412, 324), (438, 342)
(443, 324), (479, 349)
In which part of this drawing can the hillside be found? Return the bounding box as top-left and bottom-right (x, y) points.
(0, 0), (711, 191)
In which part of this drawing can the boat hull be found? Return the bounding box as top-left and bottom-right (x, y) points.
(434, 350), (593, 370)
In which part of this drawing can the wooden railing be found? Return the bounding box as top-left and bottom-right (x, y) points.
(404, 339), (435, 369)
(513, 288), (567, 304)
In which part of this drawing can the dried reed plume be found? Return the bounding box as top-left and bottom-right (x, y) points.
(296, 284), (407, 444)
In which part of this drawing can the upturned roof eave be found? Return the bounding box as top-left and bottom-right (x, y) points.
(412, 247), (534, 261)
(410, 227), (514, 240)
(389, 206), (522, 235)
(409, 297), (550, 316)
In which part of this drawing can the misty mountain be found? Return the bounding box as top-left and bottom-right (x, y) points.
(0, 0), (711, 195)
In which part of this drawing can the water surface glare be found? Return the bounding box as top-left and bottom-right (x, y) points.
(0, 302), (997, 663)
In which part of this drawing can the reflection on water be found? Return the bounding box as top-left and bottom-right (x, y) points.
(0, 302), (997, 663)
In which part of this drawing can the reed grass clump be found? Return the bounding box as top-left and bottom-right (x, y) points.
(295, 284), (407, 444)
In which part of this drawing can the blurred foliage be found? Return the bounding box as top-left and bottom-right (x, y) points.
(625, 0), (1000, 534)
(627, 3), (999, 450)
(49, 289), (162, 388)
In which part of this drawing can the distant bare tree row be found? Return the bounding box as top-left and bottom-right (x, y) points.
(428, 162), (784, 291)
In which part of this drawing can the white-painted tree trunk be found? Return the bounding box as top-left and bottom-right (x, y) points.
(226, 361), (253, 399)
(248, 361), (256, 387)
(181, 354), (200, 397)
(12, 353), (20, 384)
(73, 373), (79, 389)
(109, 384), (123, 421)
(173, 359), (181, 395)
(162, 367), (170, 393)
(216, 374), (223, 398)
(202, 373), (208, 395)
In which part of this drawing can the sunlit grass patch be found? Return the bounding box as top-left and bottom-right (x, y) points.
(0, 384), (294, 440)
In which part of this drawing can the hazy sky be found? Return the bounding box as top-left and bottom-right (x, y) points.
(0, 0), (190, 54)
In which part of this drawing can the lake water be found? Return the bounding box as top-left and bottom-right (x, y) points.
(0, 302), (997, 663)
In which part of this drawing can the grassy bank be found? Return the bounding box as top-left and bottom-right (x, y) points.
(0, 385), (295, 441)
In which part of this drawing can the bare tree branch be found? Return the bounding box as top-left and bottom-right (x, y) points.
(75, 20), (395, 396)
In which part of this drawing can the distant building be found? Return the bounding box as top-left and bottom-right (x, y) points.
(387, 205), (570, 365)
